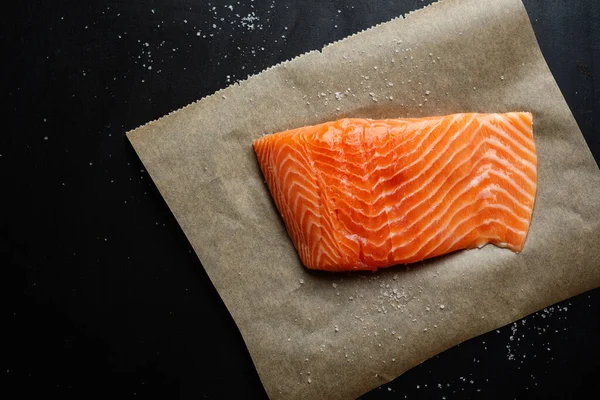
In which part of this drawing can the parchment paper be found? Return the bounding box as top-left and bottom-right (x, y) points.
(127, 0), (600, 398)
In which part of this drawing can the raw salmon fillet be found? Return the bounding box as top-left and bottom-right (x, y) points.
(253, 113), (537, 272)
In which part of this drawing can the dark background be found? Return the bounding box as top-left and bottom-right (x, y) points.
(3, 0), (599, 399)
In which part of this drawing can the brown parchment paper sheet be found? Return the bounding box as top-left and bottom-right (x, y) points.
(127, 0), (600, 398)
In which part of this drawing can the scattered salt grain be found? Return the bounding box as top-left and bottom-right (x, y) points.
(299, 279), (304, 284)
(440, 304), (446, 309)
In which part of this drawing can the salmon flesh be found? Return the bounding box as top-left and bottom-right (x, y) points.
(253, 113), (537, 271)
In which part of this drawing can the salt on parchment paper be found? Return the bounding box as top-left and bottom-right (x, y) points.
(126, 0), (600, 398)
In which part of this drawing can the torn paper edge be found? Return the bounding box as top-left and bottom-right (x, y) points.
(125, 0), (444, 139)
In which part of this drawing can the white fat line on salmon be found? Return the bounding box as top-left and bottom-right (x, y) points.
(318, 124), (521, 225)
(398, 203), (530, 260)
(387, 170), (532, 249)
(433, 218), (527, 256)
(486, 116), (535, 153)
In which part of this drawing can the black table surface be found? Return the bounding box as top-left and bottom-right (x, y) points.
(4, 1), (599, 399)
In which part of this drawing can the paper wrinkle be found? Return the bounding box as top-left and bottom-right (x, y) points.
(127, 0), (600, 398)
